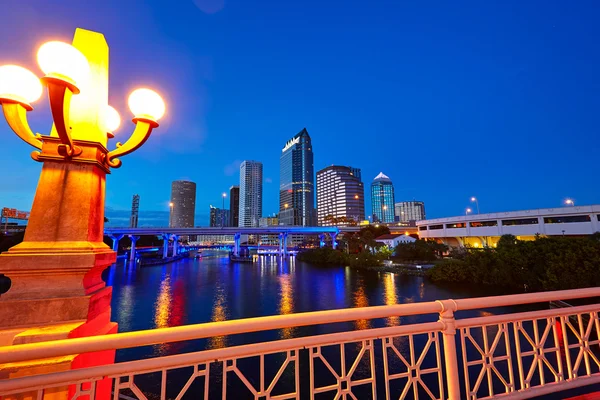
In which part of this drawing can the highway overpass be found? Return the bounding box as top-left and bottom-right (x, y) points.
(417, 205), (600, 247)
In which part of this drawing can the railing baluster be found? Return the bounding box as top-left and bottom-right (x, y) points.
(438, 299), (460, 400)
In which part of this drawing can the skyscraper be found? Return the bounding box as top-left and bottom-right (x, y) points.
(349, 167), (362, 182)
(371, 172), (395, 223)
(170, 180), (196, 228)
(209, 206), (230, 227)
(130, 194), (139, 228)
(239, 161), (263, 227)
(395, 201), (426, 222)
(316, 166), (365, 226)
(279, 128), (316, 226)
(229, 185), (240, 227)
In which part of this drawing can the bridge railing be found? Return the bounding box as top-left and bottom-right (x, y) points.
(1, 288), (600, 399)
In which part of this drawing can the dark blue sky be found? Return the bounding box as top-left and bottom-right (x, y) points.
(0, 0), (598, 226)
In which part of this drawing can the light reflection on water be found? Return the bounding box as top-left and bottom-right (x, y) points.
(384, 273), (399, 326)
(103, 255), (524, 362)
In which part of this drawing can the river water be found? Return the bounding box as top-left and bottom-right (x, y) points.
(101, 253), (585, 399)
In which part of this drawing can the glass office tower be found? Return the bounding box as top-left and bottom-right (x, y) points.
(279, 128), (316, 226)
(239, 160), (263, 227)
(371, 172), (395, 223)
(229, 185), (240, 227)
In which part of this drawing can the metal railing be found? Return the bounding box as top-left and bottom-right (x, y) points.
(1, 287), (600, 399)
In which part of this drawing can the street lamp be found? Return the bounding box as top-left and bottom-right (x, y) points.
(470, 197), (480, 214)
(169, 202), (174, 227)
(0, 29), (166, 383)
(466, 208), (472, 216)
(222, 192), (227, 227)
(565, 199), (575, 207)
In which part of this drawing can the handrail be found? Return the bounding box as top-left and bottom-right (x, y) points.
(1, 287), (599, 365)
(0, 322), (444, 394)
(0, 301), (443, 364)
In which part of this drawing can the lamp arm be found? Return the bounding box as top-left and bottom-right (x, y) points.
(105, 120), (155, 168)
(1, 103), (42, 150)
(45, 80), (82, 157)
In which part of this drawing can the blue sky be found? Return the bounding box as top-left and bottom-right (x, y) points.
(0, 0), (598, 226)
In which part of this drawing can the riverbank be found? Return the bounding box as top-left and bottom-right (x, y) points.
(427, 235), (600, 292)
(297, 248), (436, 276)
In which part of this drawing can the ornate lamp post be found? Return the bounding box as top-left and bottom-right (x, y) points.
(0, 28), (165, 397)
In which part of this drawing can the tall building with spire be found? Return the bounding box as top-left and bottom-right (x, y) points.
(371, 172), (395, 223)
(279, 128), (316, 226)
(239, 161), (263, 227)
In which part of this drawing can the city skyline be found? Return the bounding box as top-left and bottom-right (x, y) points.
(0, 1), (598, 226)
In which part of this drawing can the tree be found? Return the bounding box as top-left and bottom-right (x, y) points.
(497, 234), (518, 249)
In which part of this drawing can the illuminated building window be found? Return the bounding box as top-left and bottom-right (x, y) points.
(446, 222), (467, 229)
(470, 220), (498, 227)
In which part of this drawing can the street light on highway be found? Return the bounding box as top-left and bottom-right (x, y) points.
(222, 192), (227, 227)
(470, 197), (480, 214)
(466, 208), (472, 216)
(565, 199), (575, 206)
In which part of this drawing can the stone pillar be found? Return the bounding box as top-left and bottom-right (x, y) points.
(110, 234), (124, 252)
(162, 234), (169, 258)
(128, 235), (139, 263)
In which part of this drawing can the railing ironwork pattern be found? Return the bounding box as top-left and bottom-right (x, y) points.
(2, 288), (600, 399)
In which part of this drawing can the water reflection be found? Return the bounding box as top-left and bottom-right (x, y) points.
(103, 256), (524, 358)
(209, 285), (229, 349)
(154, 272), (171, 329)
(278, 274), (295, 339)
(353, 278), (370, 330)
(383, 273), (400, 326)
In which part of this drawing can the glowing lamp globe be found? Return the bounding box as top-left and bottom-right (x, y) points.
(0, 65), (43, 109)
(101, 105), (121, 137)
(37, 41), (90, 90)
(128, 88), (165, 122)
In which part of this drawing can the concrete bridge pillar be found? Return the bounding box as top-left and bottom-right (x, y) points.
(283, 232), (289, 256)
(171, 235), (179, 256)
(110, 234), (124, 252)
(233, 233), (241, 256)
(128, 235), (139, 263)
(319, 233), (326, 248)
(330, 230), (339, 250)
(278, 233), (285, 255)
(161, 234), (169, 258)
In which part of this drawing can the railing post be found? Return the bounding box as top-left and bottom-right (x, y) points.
(438, 299), (460, 400)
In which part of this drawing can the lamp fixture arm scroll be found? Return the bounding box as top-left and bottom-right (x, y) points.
(42, 77), (82, 157)
(1, 102), (42, 151)
(105, 119), (157, 168)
